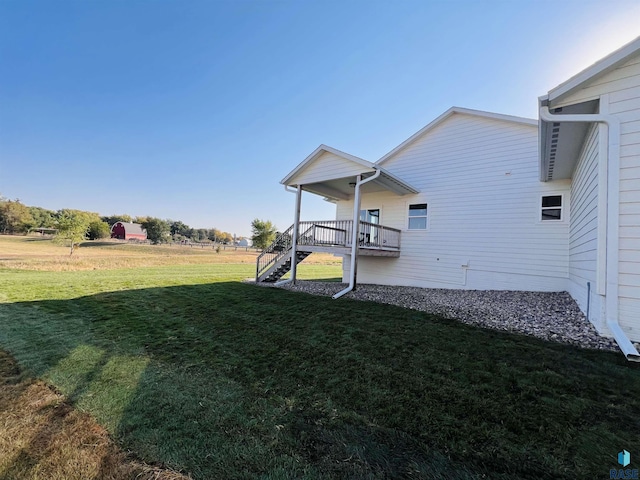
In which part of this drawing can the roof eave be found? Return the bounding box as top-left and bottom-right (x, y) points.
(548, 35), (640, 105)
(281, 144), (373, 186)
(377, 167), (420, 195)
(538, 95), (551, 182)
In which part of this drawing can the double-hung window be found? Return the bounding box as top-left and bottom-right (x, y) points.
(408, 203), (428, 229)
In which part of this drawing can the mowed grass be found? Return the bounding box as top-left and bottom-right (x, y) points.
(1, 236), (640, 479)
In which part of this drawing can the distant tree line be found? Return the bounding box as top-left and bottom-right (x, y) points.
(0, 196), (240, 247)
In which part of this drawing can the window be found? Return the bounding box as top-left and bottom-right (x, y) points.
(541, 195), (562, 221)
(359, 209), (380, 225)
(408, 203), (427, 229)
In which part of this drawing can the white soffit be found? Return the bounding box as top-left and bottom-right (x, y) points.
(539, 99), (599, 181)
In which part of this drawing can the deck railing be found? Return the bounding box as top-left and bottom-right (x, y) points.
(256, 224), (294, 281)
(256, 220), (401, 280)
(297, 220), (351, 247)
(357, 220), (401, 250)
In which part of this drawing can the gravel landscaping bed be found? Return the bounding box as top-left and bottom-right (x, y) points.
(257, 280), (621, 352)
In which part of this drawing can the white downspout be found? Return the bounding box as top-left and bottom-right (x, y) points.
(275, 185), (302, 287)
(540, 105), (639, 361)
(333, 169), (382, 299)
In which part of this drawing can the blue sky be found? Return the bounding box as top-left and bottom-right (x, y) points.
(1, 0), (639, 236)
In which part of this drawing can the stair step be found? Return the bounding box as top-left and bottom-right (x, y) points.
(257, 247), (314, 283)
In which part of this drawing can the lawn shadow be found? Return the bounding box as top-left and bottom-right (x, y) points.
(78, 241), (123, 248)
(23, 236), (55, 243)
(0, 282), (639, 479)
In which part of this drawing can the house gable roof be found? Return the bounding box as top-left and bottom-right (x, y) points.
(545, 35), (640, 105)
(538, 36), (640, 182)
(281, 144), (419, 200)
(280, 144), (373, 186)
(376, 107), (537, 166)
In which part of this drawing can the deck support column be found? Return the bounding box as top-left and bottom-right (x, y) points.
(290, 185), (302, 284)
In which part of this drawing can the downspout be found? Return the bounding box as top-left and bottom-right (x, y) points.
(275, 185), (302, 286)
(540, 105), (640, 361)
(333, 169), (382, 299)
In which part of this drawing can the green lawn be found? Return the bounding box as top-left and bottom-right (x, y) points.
(1, 262), (640, 479)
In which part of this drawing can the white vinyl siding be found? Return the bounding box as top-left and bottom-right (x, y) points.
(567, 124), (600, 326)
(336, 113), (571, 291)
(610, 66), (640, 340)
(288, 151), (371, 185)
(557, 53), (640, 341)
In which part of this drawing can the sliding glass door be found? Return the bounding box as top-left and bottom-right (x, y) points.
(359, 209), (380, 246)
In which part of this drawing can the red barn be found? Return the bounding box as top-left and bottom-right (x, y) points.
(110, 222), (147, 241)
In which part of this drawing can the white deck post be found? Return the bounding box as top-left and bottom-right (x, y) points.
(350, 175), (362, 290)
(290, 185), (302, 284)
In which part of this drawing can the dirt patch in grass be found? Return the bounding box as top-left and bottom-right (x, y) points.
(0, 350), (189, 480)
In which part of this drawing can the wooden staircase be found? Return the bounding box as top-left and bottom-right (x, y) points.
(256, 220), (401, 283)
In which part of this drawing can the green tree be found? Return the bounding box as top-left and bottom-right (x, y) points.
(101, 214), (132, 226)
(208, 228), (221, 243)
(55, 209), (94, 255)
(170, 220), (191, 237)
(141, 217), (170, 244)
(87, 220), (111, 240)
(29, 206), (57, 229)
(192, 228), (209, 242)
(251, 219), (277, 250)
(0, 200), (34, 234)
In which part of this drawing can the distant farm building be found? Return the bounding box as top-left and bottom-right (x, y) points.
(110, 222), (147, 241)
(237, 238), (252, 247)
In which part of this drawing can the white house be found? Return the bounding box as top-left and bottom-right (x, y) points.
(257, 37), (640, 361)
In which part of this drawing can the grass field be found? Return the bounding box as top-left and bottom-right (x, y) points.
(1, 235), (640, 479)
(0, 235), (341, 271)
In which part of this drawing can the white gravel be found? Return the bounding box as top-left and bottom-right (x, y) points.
(256, 280), (621, 352)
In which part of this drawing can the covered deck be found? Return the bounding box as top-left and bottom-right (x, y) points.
(256, 219), (401, 283)
(256, 145), (418, 295)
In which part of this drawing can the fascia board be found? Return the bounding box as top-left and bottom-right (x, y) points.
(281, 144), (373, 185)
(548, 36), (640, 104)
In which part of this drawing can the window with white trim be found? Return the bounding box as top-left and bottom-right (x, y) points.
(408, 203), (427, 229)
(541, 195), (563, 221)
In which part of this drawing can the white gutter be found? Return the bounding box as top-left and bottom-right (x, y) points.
(333, 169), (382, 299)
(540, 105), (640, 362)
